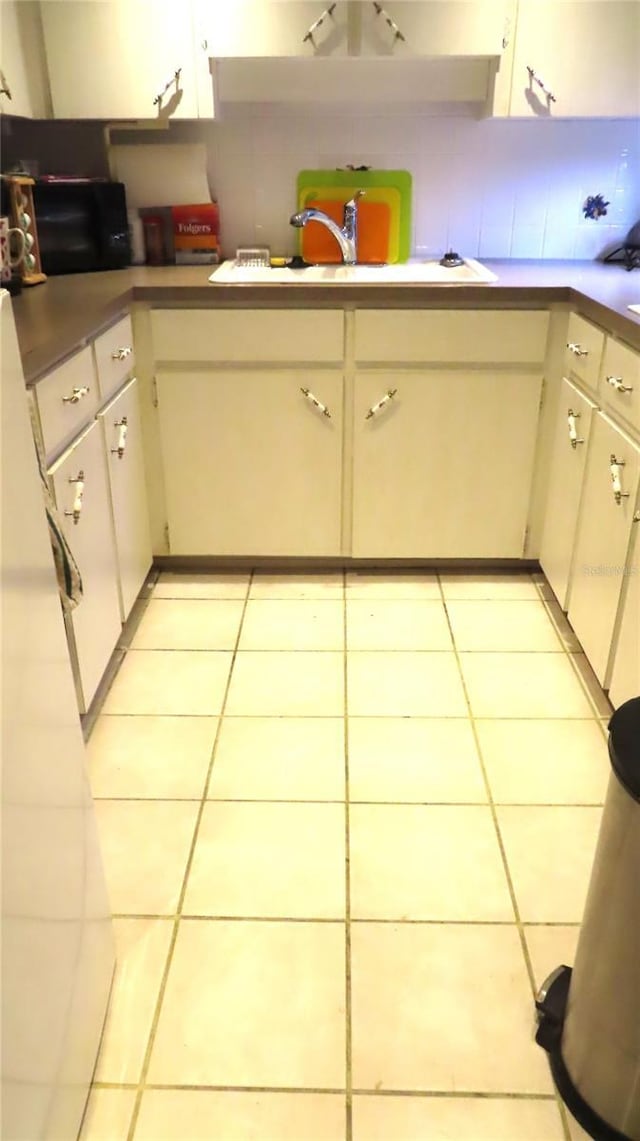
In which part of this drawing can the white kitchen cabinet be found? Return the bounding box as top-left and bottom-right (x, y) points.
(194, 1), (350, 57)
(0, 1), (51, 118)
(607, 527), (640, 708)
(507, 0), (640, 118)
(41, 0), (206, 120)
(568, 414), (640, 687)
(351, 368), (542, 558)
(600, 337), (640, 440)
(155, 369), (344, 557)
(48, 420), (122, 713)
(99, 377), (152, 620)
(540, 377), (598, 610)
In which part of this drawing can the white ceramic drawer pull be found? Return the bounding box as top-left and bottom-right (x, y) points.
(366, 388), (398, 420)
(610, 455), (630, 505)
(606, 374), (633, 394)
(111, 416), (128, 459)
(567, 342), (588, 358)
(64, 471), (85, 524)
(111, 345), (132, 362)
(300, 386), (331, 418)
(567, 409), (584, 448)
(62, 385), (90, 405)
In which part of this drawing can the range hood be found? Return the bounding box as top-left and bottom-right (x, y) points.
(209, 54), (500, 108)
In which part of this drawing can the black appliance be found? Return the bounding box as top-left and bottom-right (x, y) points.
(31, 178), (130, 275)
(603, 220), (640, 271)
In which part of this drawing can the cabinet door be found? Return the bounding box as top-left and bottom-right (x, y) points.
(156, 369), (344, 556)
(0, 1), (50, 118)
(99, 378), (152, 621)
(194, 0), (349, 57)
(608, 530), (640, 709)
(41, 0), (199, 119)
(49, 422), (122, 712)
(351, 369), (542, 558)
(540, 378), (597, 610)
(569, 415), (640, 685)
(360, 1), (506, 56)
(510, 1), (640, 118)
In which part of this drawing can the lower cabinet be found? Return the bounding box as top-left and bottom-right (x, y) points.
(99, 378), (152, 619)
(48, 420), (122, 712)
(156, 370), (344, 556)
(539, 377), (598, 609)
(568, 413), (640, 686)
(351, 370), (543, 557)
(607, 530), (640, 708)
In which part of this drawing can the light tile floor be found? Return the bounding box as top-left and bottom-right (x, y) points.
(81, 570), (612, 1141)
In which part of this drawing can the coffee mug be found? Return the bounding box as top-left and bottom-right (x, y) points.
(1, 216), (26, 283)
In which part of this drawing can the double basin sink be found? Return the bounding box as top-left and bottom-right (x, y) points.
(209, 258), (498, 285)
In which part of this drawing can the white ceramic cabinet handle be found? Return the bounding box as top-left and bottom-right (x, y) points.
(111, 346), (132, 362)
(567, 409), (584, 448)
(62, 385), (90, 404)
(610, 454), (630, 504)
(64, 471), (85, 524)
(606, 375), (634, 394)
(366, 388), (398, 420)
(300, 387), (331, 418)
(111, 416), (128, 459)
(527, 66), (556, 103)
(153, 68), (181, 108)
(567, 342), (588, 358)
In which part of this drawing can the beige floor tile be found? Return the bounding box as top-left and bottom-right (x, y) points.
(101, 651), (233, 716)
(95, 801), (199, 914)
(94, 918), (173, 1082)
(134, 1089), (345, 1140)
(348, 718), (486, 803)
(130, 599), (244, 650)
(209, 717), (345, 801)
(147, 919), (346, 1088)
(347, 652), (467, 717)
(238, 599), (344, 650)
(87, 715), (218, 799)
(78, 1088), (137, 1141)
(476, 719), (609, 805)
(524, 925), (581, 991)
(440, 573), (539, 600)
(351, 923), (553, 1094)
(346, 571), (441, 599)
(154, 572), (250, 599)
(226, 651), (344, 715)
(567, 1113), (596, 1140)
(459, 653), (594, 718)
(346, 600), (452, 651)
(446, 600), (562, 652)
(350, 805), (512, 920)
(497, 806), (602, 922)
(352, 1095), (565, 1139)
(250, 573), (344, 599)
(183, 802), (345, 918)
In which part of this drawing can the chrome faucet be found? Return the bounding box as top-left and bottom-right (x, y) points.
(289, 190), (365, 265)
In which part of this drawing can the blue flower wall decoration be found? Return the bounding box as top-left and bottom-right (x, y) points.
(582, 194), (610, 220)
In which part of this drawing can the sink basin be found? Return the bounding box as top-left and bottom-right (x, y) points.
(209, 258), (498, 285)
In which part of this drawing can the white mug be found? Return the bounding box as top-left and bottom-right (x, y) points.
(1, 216), (26, 283)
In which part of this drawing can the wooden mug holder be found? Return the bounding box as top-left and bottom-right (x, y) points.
(3, 175), (47, 286)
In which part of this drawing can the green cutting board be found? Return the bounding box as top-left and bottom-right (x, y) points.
(297, 170), (412, 264)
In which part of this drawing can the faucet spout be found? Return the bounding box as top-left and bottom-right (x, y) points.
(289, 190), (364, 265)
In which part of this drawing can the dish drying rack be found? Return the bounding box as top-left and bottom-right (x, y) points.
(235, 247), (270, 268)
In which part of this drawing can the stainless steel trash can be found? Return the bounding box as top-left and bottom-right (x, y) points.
(536, 696), (640, 1141)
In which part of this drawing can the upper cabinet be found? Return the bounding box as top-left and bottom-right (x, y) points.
(195, 1), (350, 57)
(498, 0), (640, 118)
(40, 0), (210, 120)
(0, 1), (51, 118)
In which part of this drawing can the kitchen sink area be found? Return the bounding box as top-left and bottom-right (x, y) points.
(208, 258), (498, 285)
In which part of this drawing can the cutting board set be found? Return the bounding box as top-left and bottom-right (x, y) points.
(296, 170), (412, 264)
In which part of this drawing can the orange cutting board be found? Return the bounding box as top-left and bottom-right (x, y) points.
(301, 199), (391, 264)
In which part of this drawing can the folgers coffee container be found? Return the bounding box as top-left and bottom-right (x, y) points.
(172, 203), (219, 265)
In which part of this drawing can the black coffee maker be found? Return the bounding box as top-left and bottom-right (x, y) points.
(604, 220), (640, 270)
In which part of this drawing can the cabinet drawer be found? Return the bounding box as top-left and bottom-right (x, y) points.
(36, 346), (98, 459)
(354, 310), (549, 363)
(565, 313), (604, 392)
(94, 314), (135, 402)
(601, 338), (640, 435)
(151, 309), (344, 363)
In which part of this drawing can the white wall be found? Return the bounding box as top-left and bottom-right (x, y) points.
(200, 108), (640, 261)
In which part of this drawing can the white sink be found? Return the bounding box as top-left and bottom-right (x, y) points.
(209, 258), (498, 285)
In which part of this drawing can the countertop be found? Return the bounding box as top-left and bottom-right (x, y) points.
(9, 259), (640, 385)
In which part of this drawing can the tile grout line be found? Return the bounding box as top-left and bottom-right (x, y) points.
(124, 570), (255, 1141)
(343, 571), (353, 1141)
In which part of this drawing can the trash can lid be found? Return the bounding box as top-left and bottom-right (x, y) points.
(608, 697), (640, 802)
